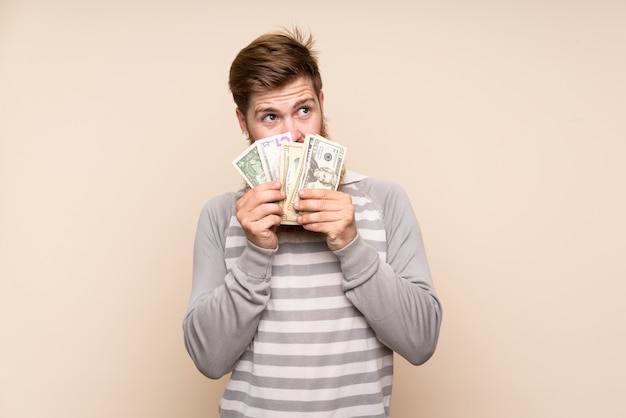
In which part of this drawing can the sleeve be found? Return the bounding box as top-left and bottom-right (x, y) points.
(334, 180), (442, 365)
(182, 194), (276, 379)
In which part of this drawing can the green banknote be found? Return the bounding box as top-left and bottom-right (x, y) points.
(232, 133), (347, 225)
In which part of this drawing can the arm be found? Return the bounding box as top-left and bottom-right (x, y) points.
(182, 193), (276, 379)
(335, 181), (442, 365)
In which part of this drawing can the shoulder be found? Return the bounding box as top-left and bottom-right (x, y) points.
(342, 170), (408, 202)
(198, 189), (244, 226)
(202, 190), (238, 212)
(194, 189), (246, 246)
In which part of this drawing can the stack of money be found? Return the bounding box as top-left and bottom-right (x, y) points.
(232, 132), (347, 225)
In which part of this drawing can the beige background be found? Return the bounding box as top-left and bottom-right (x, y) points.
(1, 0), (625, 417)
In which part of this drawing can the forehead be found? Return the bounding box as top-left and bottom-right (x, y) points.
(248, 77), (318, 114)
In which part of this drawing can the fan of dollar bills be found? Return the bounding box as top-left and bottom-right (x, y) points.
(232, 132), (347, 225)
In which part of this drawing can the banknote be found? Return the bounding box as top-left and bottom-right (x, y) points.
(279, 142), (305, 225)
(232, 144), (266, 187)
(256, 132), (293, 181)
(232, 132), (293, 187)
(232, 133), (346, 225)
(298, 134), (346, 191)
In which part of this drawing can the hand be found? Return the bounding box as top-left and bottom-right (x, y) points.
(293, 188), (357, 251)
(236, 182), (285, 249)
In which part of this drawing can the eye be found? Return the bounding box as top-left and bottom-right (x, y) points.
(298, 107), (311, 116)
(263, 114), (277, 122)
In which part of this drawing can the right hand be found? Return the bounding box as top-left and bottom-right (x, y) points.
(236, 181), (285, 249)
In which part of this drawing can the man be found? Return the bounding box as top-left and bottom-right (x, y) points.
(183, 28), (442, 417)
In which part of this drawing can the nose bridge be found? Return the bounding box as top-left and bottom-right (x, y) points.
(284, 116), (304, 142)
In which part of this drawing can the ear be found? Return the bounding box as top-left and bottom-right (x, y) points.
(235, 108), (247, 132)
(318, 90), (325, 113)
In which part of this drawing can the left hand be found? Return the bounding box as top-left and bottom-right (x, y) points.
(293, 188), (357, 251)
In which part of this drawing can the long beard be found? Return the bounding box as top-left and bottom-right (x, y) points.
(319, 120), (329, 138)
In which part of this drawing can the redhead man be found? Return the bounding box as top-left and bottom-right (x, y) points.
(183, 27), (442, 418)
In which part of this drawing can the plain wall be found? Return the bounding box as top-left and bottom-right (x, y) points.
(1, 1), (625, 417)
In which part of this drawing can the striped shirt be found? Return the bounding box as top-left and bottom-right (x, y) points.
(184, 171), (441, 417)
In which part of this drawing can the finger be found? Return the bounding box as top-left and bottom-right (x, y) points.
(294, 198), (340, 213)
(294, 193), (350, 213)
(246, 212), (282, 232)
(238, 184), (285, 209)
(297, 208), (345, 225)
(237, 204), (283, 245)
(259, 181), (283, 192)
(255, 202), (284, 220)
(242, 213), (282, 249)
(297, 188), (334, 200)
(241, 201), (283, 222)
(251, 182), (284, 201)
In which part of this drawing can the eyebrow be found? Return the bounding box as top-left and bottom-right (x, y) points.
(293, 97), (315, 109)
(253, 96), (316, 117)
